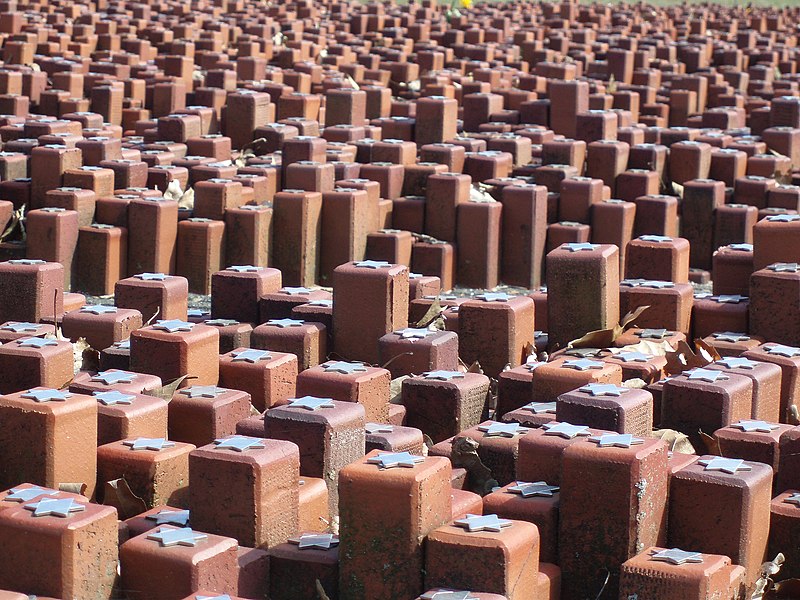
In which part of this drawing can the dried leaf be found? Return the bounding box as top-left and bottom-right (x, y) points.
(620, 304), (651, 329)
(698, 430), (722, 456)
(606, 73), (617, 94)
(345, 74), (360, 90)
(389, 375), (408, 404)
(103, 478), (147, 520)
(59, 482), (87, 495)
(671, 181), (685, 198)
(75, 339), (100, 373)
(0, 204), (24, 242)
(413, 296), (442, 328)
(316, 579), (332, 600)
(145, 306), (161, 327)
(618, 339), (674, 357)
(145, 374), (196, 401)
(567, 326), (618, 350)
(163, 179), (183, 202)
(466, 361), (483, 374)
(522, 341), (535, 362)
(695, 337), (722, 362)
(469, 185), (495, 203)
(621, 378), (647, 389)
(649, 429), (696, 454)
(789, 404), (800, 426)
(665, 340), (712, 375)
(177, 187), (194, 210)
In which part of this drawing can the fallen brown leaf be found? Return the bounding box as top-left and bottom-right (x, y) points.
(103, 478), (147, 520)
(649, 429), (696, 454)
(59, 482), (87, 495)
(145, 374), (196, 401)
(698, 430), (722, 456)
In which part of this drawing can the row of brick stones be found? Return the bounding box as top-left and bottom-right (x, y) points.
(0, 254), (799, 598)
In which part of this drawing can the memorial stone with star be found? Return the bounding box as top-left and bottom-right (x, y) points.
(297, 360), (391, 422)
(268, 531), (340, 600)
(97, 436), (194, 508)
(259, 286), (332, 322)
(120, 523), (239, 600)
(264, 395), (366, 514)
(619, 545), (746, 598)
(0, 334), (74, 394)
(60, 303), (143, 352)
(130, 318), (219, 387)
(559, 431), (669, 599)
(190, 435), (300, 549)
(458, 291), (535, 378)
(483, 479), (561, 563)
(0, 492), (118, 599)
(556, 381), (654, 437)
(124, 505), (191, 539)
(618, 276), (694, 335)
(378, 325), (459, 378)
(661, 367), (753, 447)
(0, 387), (98, 496)
(252, 316), (327, 371)
(338, 449), (452, 600)
(219, 345), (298, 412)
(402, 369), (490, 444)
(0, 258), (64, 324)
(114, 272), (189, 323)
(364, 420), (425, 455)
(714, 418), (793, 475)
(168, 384), (252, 448)
(768, 490), (800, 580)
(668, 455), (773, 584)
(744, 343), (800, 423)
(750, 257), (800, 346)
(209, 264), (282, 324)
(532, 356), (623, 403)
(70, 367), (163, 396)
(332, 259), (409, 365)
(425, 511), (540, 600)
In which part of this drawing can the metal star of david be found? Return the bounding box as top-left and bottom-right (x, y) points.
(579, 383), (628, 397)
(396, 327), (434, 340)
(638, 328), (670, 339)
(323, 361), (368, 374)
(713, 332), (750, 343)
(542, 422), (591, 439)
(91, 370), (136, 385)
(562, 358), (604, 371)
(508, 481), (559, 498)
(766, 214), (800, 222)
(266, 318), (304, 328)
(307, 299), (333, 307)
(562, 242), (599, 252)
(24, 498), (85, 518)
(640, 280), (675, 289)
(714, 295), (747, 304)
(685, 368), (728, 383)
(522, 401), (556, 413)
(227, 265), (261, 272)
(478, 422), (529, 438)
(614, 351), (651, 363)
(421, 591), (476, 600)
(91, 223), (114, 230)
(153, 319), (194, 333)
(784, 493), (800, 508)
(214, 436), (266, 452)
(232, 349), (272, 362)
(288, 396), (335, 410)
(728, 243), (753, 251)
(205, 319), (239, 327)
(17, 337), (58, 348)
(366, 451), (425, 469)
(716, 357), (758, 369)
(454, 513), (512, 532)
(136, 272), (168, 281)
(195, 594), (232, 600)
(768, 263), (800, 273)
(5, 486), (57, 502)
(22, 388), (71, 402)
(80, 304), (118, 314)
(365, 423), (394, 434)
(146, 509), (190, 526)
(639, 235), (673, 243)
(767, 344), (800, 357)
(620, 279), (647, 287)
(94, 390), (135, 406)
(123, 437), (175, 451)
(147, 527), (207, 547)
(354, 260), (391, 269)
(423, 370), (464, 381)
(9, 259), (46, 265)
(281, 287), (312, 295)
(589, 434), (644, 448)
(180, 386), (226, 398)
(477, 292), (510, 302)
(187, 309), (208, 318)
(698, 457), (752, 474)
(289, 533), (340, 550)
(651, 548), (704, 565)
(1, 321), (39, 332)
(115, 340), (131, 349)
(731, 420), (780, 433)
